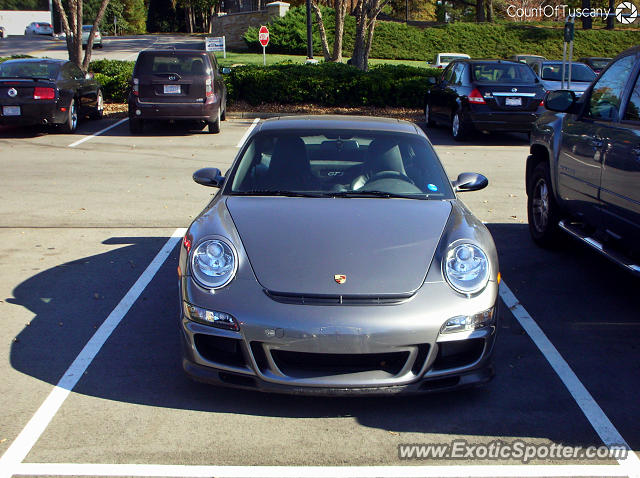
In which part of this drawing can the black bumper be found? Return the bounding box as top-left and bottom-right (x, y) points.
(0, 102), (65, 126)
(466, 110), (542, 133)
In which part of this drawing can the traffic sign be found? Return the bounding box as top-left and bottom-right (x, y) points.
(259, 26), (269, 47)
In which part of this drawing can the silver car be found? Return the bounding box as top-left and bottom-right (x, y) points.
(179, 116), (499, 395)
(25, 22), (53, 36)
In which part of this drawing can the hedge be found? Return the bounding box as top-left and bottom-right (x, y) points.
(244, 7), (640, 61)
(226, 63), (439, 107)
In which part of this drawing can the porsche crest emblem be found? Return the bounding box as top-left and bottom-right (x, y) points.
(334, 274), (347, 284)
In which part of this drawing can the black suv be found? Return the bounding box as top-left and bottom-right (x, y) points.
(128, 49), (228, 134)
(425, 59), (545, 140)
(527, 46), (640, 275)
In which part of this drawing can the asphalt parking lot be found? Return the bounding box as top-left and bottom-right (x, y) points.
(0, 113), (638, 478)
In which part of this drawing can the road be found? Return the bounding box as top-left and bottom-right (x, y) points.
(0, 35), (204, 61)
(0, 114), (638, 477)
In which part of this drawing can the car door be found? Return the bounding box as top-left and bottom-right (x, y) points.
(68, 63), (94, 112)
(443, 62), (467, 120)
(429, 63), (455, 120)
(556, 53), (637, 225)
(598, 53), (640, 248)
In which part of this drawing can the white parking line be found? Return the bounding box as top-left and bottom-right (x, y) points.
(67, 118), (129, 148)
(236, 117), (260, 147)
(9, 463), (631, 477)
(499, 281), (640, 476)
(0, 228), (186, 478)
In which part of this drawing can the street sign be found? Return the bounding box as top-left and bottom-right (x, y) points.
(205, 36), (226, 58)
(259, 26), (269, 47)
(259, 26), (269, 66)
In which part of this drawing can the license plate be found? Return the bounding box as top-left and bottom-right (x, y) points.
(3, 106), (20, 116)
(505, 97), (522, 106)
(163, 84), (181, 94)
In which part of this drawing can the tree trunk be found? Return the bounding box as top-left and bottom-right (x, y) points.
(581, 0), (592, 29)
(606, 0), (614, 29)
(331, 0), (347, 62)
(476, 0), (485, 22)
(486, 0), (493, 22)
(82, 0), (110, 70)
(310, 0), (331, 61)
(351, 0), (367, 70)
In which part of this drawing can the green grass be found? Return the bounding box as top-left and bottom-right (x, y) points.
(217, 52), (429, 68)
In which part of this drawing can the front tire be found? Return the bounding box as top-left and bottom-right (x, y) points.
(527, 162), (562, 247)
(90, 90), (104, 120)
(451, 110), (468, 141)
(425, 102), (435, 127)
(59, 98), (78, 133)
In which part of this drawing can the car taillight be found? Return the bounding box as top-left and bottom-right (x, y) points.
(468, 88), (486, 104)
(132, 78), (139, 96)
(539, 99), (545, 107)
(33, 87), (55, 100)
(205, 77), (214, 98)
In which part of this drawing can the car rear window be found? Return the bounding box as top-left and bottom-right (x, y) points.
(138, 54), (208, 76)
(0, 61), (59, 80)
(472, 63), (536, 83)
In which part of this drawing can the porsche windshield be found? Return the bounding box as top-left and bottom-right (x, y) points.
(227, 130), (455, 199)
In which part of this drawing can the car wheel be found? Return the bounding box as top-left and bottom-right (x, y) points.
(208, 108), (221, 134)
(424, 102), (435, 127)
(129, 118), (144, 134)
(451, 110), (467, 141)
(90, 90), (104, 120)
(59, 98), (78, 133)
(527, 162), (562, 247)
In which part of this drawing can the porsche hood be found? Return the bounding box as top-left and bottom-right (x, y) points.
(225, 197), (452, 296)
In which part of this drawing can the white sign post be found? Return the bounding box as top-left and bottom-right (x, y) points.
(205, 36), (226, 58)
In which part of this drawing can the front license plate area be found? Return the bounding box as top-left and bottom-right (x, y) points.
(163, 84), (181, 94)
(3, 106), (20, 116)
(505, 97), (522, 106)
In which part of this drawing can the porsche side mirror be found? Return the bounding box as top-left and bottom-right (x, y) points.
(544, 90), (576, 112)
(452, 172), (488, 192)
(193, 167), (225, 188)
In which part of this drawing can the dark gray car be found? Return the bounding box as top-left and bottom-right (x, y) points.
(179, 116), (500, 395)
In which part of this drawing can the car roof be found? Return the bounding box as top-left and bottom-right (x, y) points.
(456, 59), (523, 65)
(1, 58), (66, 65)
(257, 115), (420, 135)
(542, 61), (589, 66)
(140, 49), (208, 55)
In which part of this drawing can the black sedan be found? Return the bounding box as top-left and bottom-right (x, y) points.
(0, 58), (103, 133)
(425, 60), (545, 140)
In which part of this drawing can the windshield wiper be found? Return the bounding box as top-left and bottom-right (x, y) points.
(231, 190), (325, 198)
(328, 190), (427, 199)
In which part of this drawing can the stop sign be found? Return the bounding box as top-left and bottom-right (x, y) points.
(259, 26), (269, 48)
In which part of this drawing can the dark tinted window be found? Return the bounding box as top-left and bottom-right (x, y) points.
(69, 64), (84, 80)
(442, 64), (455, 82)
(540, 63), (596, 82)
(623, 72), (640, 122)
(138, 54), (209, 76)
(587, 54), (636, 121)
(471, 63), (536, 83)
(228, 130), (454, 199)
(0, 61), (59, 79)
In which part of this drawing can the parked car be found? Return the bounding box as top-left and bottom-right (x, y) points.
(508, 54), (546, 67)
(527, 46), (640, 275)
(0, 26), (6, 39)
(128, 49), (228, 134)
(424, 59), (546, 140)
(0, 58), (103, 132)
(537, 61), (596, 97)
(24, 22), (53, 36)
(578, 57), (612, 75)
(180, 115), (499, 394)
(81, 25), (103, 48)
(431, 53), (470, 68)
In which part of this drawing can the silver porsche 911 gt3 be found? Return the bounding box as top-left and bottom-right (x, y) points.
(179, 115), (499, 395)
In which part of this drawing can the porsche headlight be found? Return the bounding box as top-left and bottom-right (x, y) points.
(191, 239), (237, 289)
(444, 243), (489, 295)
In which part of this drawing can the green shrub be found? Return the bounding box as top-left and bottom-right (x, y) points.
(244, 8), (640, 60)
(89, 60), (134, 102)
(226, 63), (439, 107)
(89, 59), (134, 78)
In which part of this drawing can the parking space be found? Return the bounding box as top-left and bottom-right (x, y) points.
(0, 117), (638, 477)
